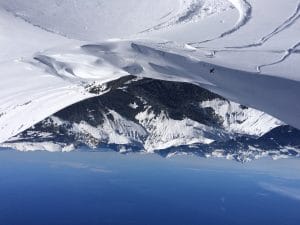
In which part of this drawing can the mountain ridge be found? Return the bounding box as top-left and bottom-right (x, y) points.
(2, 77), (298, 162)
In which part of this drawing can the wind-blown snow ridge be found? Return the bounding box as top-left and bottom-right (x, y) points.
(1, 36), (300, 144)
(23, 41), (300, 129)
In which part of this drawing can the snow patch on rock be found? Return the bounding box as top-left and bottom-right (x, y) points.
(201, 99), (283, 136)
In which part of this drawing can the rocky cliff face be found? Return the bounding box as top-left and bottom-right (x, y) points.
(2, 77), (299, 162)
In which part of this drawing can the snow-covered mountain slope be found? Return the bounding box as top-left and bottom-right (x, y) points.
(0, 0), (299, 154)
(3, 78), (298, 162)
(10, 40), (298, 131)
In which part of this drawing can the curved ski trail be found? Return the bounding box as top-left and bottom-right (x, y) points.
(257, 41), (300, 72)
(229, 1), (300, 49)
(189, 0), (252, 46)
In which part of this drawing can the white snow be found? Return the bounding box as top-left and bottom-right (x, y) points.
(129, 102), (139, 109)
(0, 0), (299, 145)
(72, 110), (148, 146)
(136, 108), (224, 152)
(200, 99), (283, 136)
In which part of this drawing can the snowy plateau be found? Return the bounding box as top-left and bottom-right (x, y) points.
(0, 0), (300, 162)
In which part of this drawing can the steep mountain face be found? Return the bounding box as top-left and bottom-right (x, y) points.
(2, 77), (299, 162)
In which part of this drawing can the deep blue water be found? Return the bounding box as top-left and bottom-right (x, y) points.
(0, 150), (300, 225)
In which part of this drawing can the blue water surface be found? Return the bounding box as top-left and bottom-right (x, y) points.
(0, 150), (299, 225)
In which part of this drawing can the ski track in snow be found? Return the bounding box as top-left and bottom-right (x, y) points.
(176, 0), (203, 23)
(140, 0), (232, 34)
(218, 0), (252, 37)
(189, 0), (252, 46)
(194, 46), (285, 57)
(189, 1), (300, 75)
(228, 1), (300, 49)
(257, 41), (300, 72)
